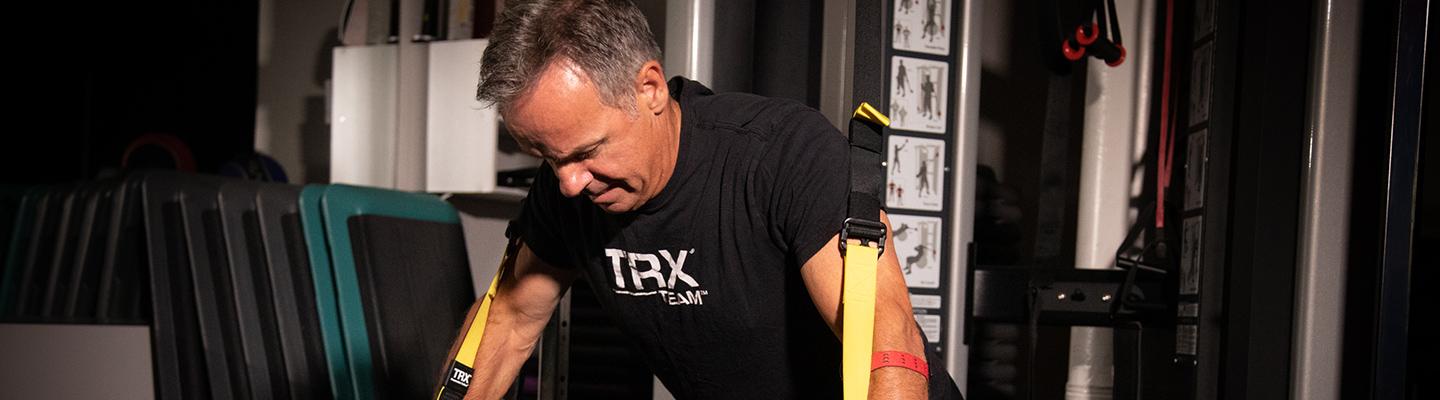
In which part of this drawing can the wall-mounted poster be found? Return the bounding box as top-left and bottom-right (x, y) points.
(893, 0), (951, 56)
(914, 314), (942, 343)
(1185, 130), (1208, 211)
(886, 136), (947, 211)
(1189, 42), (1214, 127)
(890, 214), (943, 289)
(889, 56), (949, 134)
(1181, 215), (1204, 295)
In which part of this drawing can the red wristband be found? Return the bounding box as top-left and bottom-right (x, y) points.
(871, 351), (929, 377)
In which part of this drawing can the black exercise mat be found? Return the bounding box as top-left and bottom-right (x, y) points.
(0, 185), (28, 279)
(255, 183), (332, 400)
(0, 187), (43, 319)
(318, 185), (472, 399)
(142, 172), (236, 399)
(61, 180), (119, 321)
(217, 180), (289, 399)
(348, 215), (473, 399)
(96, 176), (149, 323)
(179, 174), (251, 400)
(39, 184), (93, 320)
(13, 185), (70, 320)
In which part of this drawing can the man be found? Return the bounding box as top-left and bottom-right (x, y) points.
(460, 1), (961, 398)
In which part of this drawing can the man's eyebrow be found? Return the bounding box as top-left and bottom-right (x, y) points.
(553, 137), (607, 164)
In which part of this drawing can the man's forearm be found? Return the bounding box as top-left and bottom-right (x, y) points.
(870, 209), (930, 399)
(868, 295), (930, 399)
(462, 302), (549, 400)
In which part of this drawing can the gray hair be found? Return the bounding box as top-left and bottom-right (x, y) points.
(477, 0), (663, 115)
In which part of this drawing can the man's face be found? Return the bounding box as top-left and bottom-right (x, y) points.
(504, 59), (673, 214)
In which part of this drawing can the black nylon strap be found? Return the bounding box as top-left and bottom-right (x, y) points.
(852, 0), (883, 110)
(848, 118), (887, 224)
(846, 0), (887, 249)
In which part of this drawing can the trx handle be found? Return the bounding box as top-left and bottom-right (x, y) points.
(433, 237), (520, 400)
(843, 102), (889, 400)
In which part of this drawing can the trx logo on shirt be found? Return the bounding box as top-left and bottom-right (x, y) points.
(603, 248), (709, 306)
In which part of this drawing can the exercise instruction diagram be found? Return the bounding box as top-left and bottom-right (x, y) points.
(886, 136), (946, 211)
(889, 56), (949, 134)
(890, 213), (943, 289)
(892, 0), (950, 56)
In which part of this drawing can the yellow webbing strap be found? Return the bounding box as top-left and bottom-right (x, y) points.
(842, 241), (882, 400)
(843, 102), (890, 400)
(434, 239), (517, 400)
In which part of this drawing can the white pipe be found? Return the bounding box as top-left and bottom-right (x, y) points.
(395, 0), (429, 191)
(655, 5), (714, 399)
(663, 0), (715, 86)
(1067, 1), (1154, 399)
(944, 0), (984, 393)
(818, 0), (856, 127)
(1290, 0), (1357, 398)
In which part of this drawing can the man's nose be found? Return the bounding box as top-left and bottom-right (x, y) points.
(554, 162), (592, 198)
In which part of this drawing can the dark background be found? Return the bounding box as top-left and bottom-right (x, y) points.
(4, 1), (259, 184)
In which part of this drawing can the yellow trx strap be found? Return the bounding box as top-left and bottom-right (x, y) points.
(842, 240), (882, 399)
(843, 103), (890, 400)
(434, 238), (518, 400)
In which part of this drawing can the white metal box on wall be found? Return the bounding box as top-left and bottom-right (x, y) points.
(425, 39), (537, 198)
(330, 40), (537, 196)
(331, 45), (399, 188)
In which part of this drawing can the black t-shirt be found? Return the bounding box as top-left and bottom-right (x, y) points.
(518, 78), (849, 398)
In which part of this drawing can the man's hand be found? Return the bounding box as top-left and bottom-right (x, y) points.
(800, 211), (929, 399)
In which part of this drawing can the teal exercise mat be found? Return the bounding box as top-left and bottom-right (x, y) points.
(257, 183), (332, 400)
(95, 177), (149, 323)
(300, 184), (355, 399)
(319, 184), (473, 399)
(142, 171), (244, 400)
(217, 180), (289, 399)
(0, 186), (44, 318)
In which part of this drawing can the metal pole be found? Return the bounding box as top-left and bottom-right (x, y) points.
(1289, 0), (1359, 398)
(395, 0), (429, 191)
(663, 0), (715, 86)
(1067, 1), (1154, 399)
(654, 6), (715, 398)
(944, 0), (984, 392)
(818, 0), (856, 128)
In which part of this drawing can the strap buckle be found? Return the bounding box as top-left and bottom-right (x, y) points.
(840, 217), (887, 256)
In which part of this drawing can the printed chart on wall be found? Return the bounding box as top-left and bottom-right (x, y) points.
(889, 56), (949, 134)
(1181, 216), (1204, 295)
(892, 0), (950, 56)
(891, 214), (943, 289)
(1185, 130), (1208, 211)
(886, 136), (946, 211)
(914, 314), (943, 344)
(885, 0), (957, 357)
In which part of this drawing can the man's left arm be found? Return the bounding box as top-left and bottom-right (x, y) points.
(801, 211), (928, 399)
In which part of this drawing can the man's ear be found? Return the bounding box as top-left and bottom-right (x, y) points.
(635, 60), (668, 115)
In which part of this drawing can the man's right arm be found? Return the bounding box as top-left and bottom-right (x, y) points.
(463, 242), (579, 400)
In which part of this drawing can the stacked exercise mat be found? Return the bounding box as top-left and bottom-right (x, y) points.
(0, 171), (475, 399)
